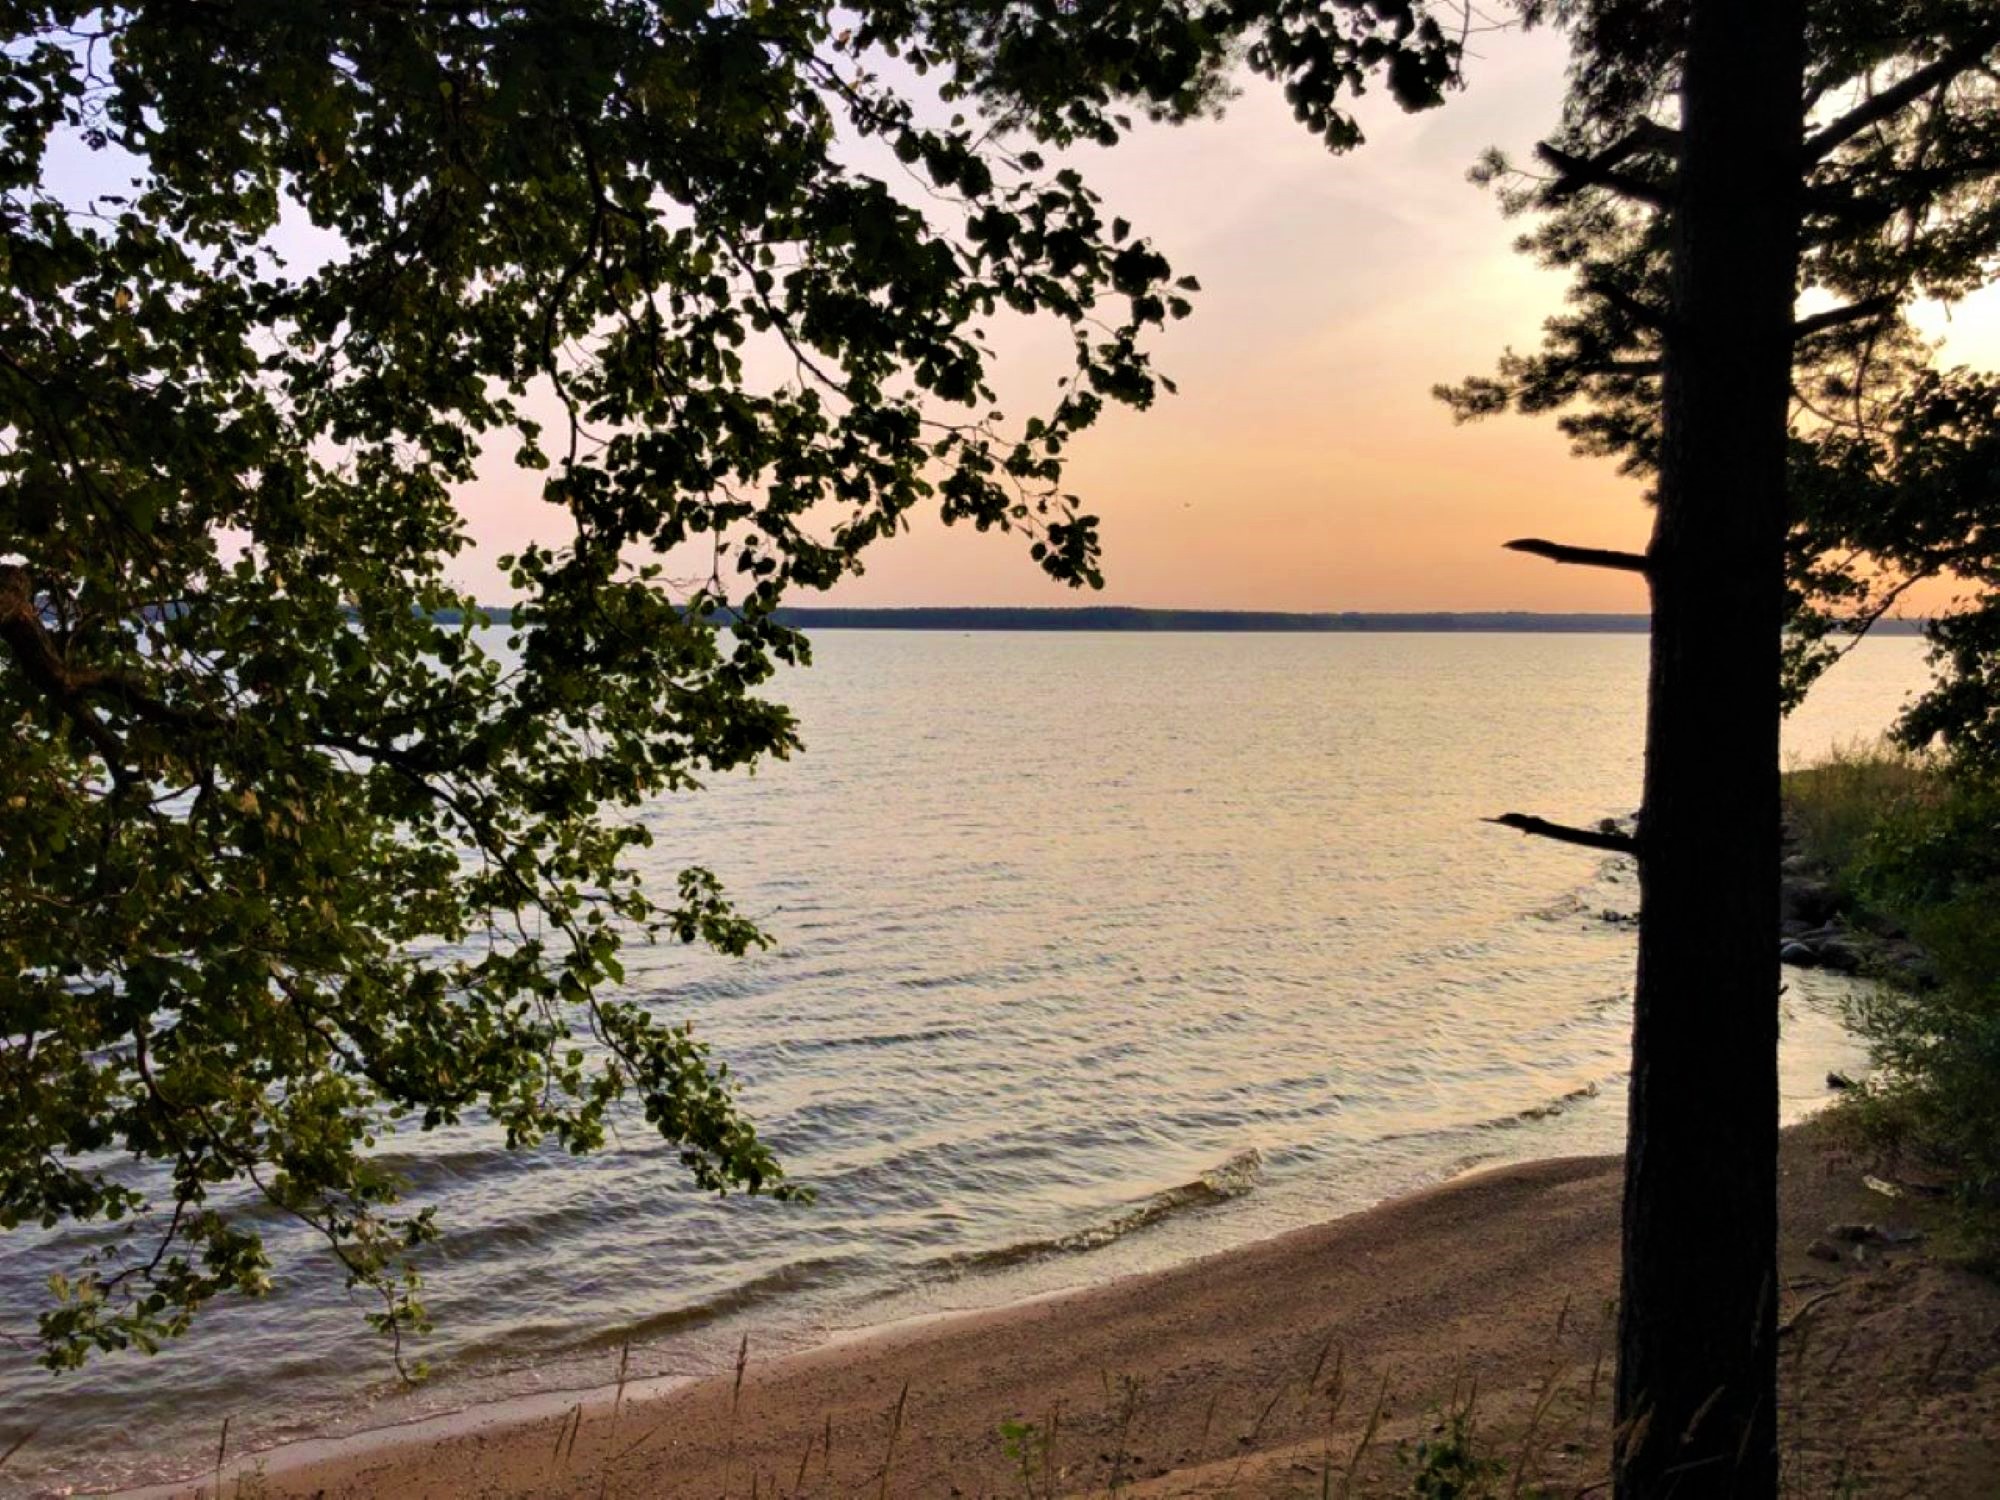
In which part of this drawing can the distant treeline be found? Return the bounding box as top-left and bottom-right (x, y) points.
(421, 605), (1926, 634)
(768, 606), (1929, 634)
(773, 606), (1650, 632)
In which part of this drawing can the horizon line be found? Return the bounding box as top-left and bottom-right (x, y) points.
(441, 604), (1928, 634)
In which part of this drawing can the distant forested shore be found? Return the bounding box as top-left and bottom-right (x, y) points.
(429, 605), (1927, 634)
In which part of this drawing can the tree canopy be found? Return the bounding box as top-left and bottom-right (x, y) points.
(1440, 0), (2000, 742)
(0, 1), (1460, 1369)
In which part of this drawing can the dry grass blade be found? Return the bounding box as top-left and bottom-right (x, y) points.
(1918, 1332), (1954, 1397)
(1106, 1375), (1144, 1495)
(1317, 1348), (1348, 1500)
(1678, 1384), (1725, 1448)
(1508, 1364), (1567, 1498)
(1778, 1286), (1847, 1338)
(1197, 1390), (1220, 1455)
(0, 1428), (36, 1473)
(1045, 1398), (1062, 1499)
(878, 1380), (909, 1500)
(1223, 1382), (1285, 1491)
(793, 1427), (815, 1497)
(1580, 1329), (1609, 1448)
(598, 1339), (632, 1500)
(1611, 1406), (1652, 1484)
(722, 1333), (751, 1498)
(1340, 1372), (1389, 1499)
(1731, 1390), (1765, 1476)
(1300, 1335), (1335, 1423)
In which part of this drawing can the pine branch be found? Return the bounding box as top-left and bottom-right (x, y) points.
(1804, 151), (2000, 242)
(1485, 813), (1638, 855)
(1537, 121), (1678, 203)
(1504, 538), (1651, 573)
(1792, 295), (1896, 340)
(1803, 33), (2000, 164)
(1536, 141), (1673, 209)
(1581, 273), (1671, 334)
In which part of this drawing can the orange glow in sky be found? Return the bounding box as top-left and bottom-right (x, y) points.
(451, 27), (1999, 614)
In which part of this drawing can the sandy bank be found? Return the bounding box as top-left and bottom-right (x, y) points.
(134, 1119), (1998, 1497)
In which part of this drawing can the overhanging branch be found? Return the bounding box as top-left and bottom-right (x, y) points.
(1504, 537), (1650, 573)
(2, 563), (221, 773)
(1, 564), (125, 767)
(1485, 813), (1638, 856)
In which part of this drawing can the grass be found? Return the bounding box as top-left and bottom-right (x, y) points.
(42, 1239), (1962, 1500)
(1782, 740), (1938, 894)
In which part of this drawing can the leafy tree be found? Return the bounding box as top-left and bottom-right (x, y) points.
(1796, 370), (2000, 765)
(0, 2), (1457, 1370)
(1441, 1), (1998, 1491)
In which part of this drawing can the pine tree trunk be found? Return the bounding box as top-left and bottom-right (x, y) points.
(1614, 2), (1804, 1495)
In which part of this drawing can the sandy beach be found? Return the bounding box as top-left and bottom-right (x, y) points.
(124, 1117), (1996, 1499)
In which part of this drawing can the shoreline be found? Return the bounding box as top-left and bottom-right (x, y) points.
(75, 988), (1874, 1499)
(107, 1115), (1998, 1499)
(120, 1150), (1622, 1499)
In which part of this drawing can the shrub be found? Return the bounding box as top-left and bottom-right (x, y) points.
(1787, 751), (2000, 1254)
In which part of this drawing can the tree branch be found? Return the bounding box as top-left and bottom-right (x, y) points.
(1536, 141), (1673, 209)
(1504, 537), (1651, 573)
(1803, 34), (2000, 164)
(0, 564), (126, 767)
(1485, 813), (1638, 855)
(1792, 295), (1896, 341)
(1581, 273), (1671, 334)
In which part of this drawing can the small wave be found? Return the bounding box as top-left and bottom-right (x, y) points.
(430, 1255), (859, 1376)
(569, 1256), (853, 1352)
(1370, 1079), (1616, 1146)
(776, 1022), (987, 1055)
(1506, 1080), (1601, 1123)
(923, 1147), (1265, 1277)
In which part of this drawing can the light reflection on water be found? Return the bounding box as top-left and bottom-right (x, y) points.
(0, 631), (1927, 1494)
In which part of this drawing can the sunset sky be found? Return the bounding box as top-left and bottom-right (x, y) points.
(438, 25), (1997, 613)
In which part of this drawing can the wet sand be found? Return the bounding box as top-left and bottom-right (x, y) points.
(139, 1118), (1999, 1497)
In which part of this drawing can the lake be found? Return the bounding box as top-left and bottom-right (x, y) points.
(0, 631), (1932, 1495)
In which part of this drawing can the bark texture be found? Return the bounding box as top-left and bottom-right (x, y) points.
(1615, 2), (1805, 1495)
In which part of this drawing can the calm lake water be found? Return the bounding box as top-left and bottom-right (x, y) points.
(2, 631), (1932, 1495)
